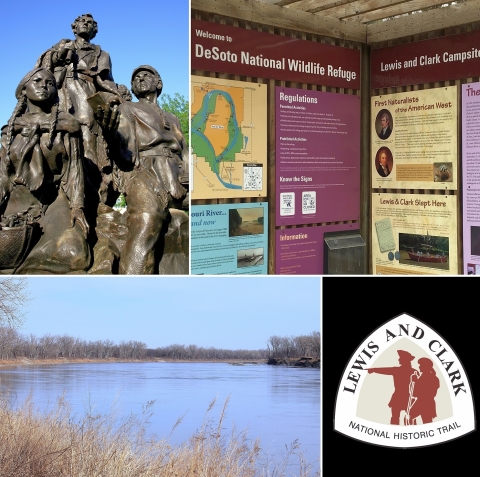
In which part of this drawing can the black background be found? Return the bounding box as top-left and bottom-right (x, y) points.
(322, 277), (477, 475)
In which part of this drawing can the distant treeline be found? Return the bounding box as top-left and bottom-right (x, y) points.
(0, 328), (320, 361)
(0, 327), (147, 360)
(145, 345), (267, 360)
(266, 331), (320, 359)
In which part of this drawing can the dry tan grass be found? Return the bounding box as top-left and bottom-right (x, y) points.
(0, 393), (319, 477)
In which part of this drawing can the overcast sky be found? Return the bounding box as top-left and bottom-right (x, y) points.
(19, 277), (320, 349)
(0, 0), (189, 126)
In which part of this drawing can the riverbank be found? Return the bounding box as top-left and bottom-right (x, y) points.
(0, 357), (320, 369)
(267, 357), (320, 368)
(0, 357), (320, 368)
(0, 357), (264, 368)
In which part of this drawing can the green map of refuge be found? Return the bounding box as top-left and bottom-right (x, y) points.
(191, 76), (267, 199)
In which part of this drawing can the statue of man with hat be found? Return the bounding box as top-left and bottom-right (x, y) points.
(368, 349), (416, 425)
(95, 65), (187, 274)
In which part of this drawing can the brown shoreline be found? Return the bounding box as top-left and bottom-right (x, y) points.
(0, 357), (264, 368)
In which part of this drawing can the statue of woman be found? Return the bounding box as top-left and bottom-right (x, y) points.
(0, 67), (90, 273)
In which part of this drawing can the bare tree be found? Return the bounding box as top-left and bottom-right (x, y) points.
(267, 335), (282, 358)
(0, 278), (31, 328)
(267, 332), (320, 359)
(308, 331), (320, 358)
(279, 336), (295, 358)
(0, 327), (22, 359)
(294, 335), (310, 357)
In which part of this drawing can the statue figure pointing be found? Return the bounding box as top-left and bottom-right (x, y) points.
(96, 65), (187, 274)
(367, 349), (415, 425)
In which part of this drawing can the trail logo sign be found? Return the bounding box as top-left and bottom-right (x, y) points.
(334, 313), (475, 447)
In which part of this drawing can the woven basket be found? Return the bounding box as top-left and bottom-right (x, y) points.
(0, 224), (36, 269)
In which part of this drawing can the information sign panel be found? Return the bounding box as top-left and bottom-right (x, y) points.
(191, 76), (267, 199)
(191, 203), (268, 275)
(371, 87), (457, 190)
(462, 82), (480, 274)
(275, 223), (357, 274)
(372, 193), (457, 275)
(276, 86), (360, 226)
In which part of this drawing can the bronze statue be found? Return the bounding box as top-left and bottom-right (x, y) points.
(0, 16), (188, 275)
(95, 65), (188, 274)
(0, 68), (90, 273)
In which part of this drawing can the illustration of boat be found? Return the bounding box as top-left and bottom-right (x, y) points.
(407, 250), (447, 263)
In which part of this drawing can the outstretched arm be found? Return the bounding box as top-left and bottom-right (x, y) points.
(367, 367), (397, 375)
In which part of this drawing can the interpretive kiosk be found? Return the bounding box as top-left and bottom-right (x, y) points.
(192, 0), (480, 275)
(191, 1), (363, 274)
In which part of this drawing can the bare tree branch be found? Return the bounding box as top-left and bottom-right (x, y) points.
(0, 277), (31, 328)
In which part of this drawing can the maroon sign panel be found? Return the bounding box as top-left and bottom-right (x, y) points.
(275, 223), (357, 275)
(372, 30), (480, 89)
(275, 87), (360, 226)
(192, 19), (360, 89)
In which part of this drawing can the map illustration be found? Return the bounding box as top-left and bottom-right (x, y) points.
(191, 76), (267, 199)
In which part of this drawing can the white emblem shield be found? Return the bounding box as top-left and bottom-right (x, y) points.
(334, 313), (475, 447)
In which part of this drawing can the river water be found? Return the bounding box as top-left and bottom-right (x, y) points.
(0, 362), (320, 473)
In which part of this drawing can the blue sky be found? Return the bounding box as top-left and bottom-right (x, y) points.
(19, 277), (320, 349)
(0, 0), (189, 127)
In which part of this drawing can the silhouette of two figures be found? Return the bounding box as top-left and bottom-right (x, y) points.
(368, 350), (440, 425)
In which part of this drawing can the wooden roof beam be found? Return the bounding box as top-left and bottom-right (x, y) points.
(342, 1), (459, 24)
(192, 0), (367, 42)
(284, 0), (354, 13)
(367, 0), (480, 43)
(318, 0), (446, 20)
(275, 0), (307, 6)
